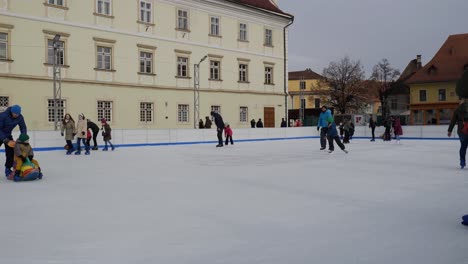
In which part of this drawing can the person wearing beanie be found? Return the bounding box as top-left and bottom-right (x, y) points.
(210, 111), (225, 147)
(75, 113), (90, 155)
(0, 104), (27, 177)
(326, 116), (348, 154)
(12, 133), (42, 180)
(101, 118), (115, 151)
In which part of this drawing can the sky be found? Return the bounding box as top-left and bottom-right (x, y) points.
(281, 0), (468, 77)
(1, 139), (467, 263)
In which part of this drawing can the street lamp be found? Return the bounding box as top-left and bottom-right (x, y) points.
(52, 34), (61, 131)
(194, 55), (208, 129)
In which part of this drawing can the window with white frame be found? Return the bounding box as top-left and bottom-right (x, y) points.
(0, 96), (9, 112)
(97, 0), (112, 16)
(48, 0), (64, 6)
(47, 39), (65, 65)
(178, 104), (189, 123)
(97, 101), (113, 122)
(140, 102), (153, 122)
(210, 60), (220, 80)
(210, 16), (219, 36)
(0, 33), (8, 60)
(139, 51), (153, 73)
(240, 106), (248, 122)
(300, 80), (306, 90)
(265, 29), (273, 46)
(177, 9), (189, 30)
(265, 67), (273, 84)
(177, 56), (188, 77)
(239, 64), (248, 82)
(47, 99), (66, 123)
(211, 105), (221, 116)
(239, 23), (247, 41)
(97, 46), (112, 70)
(139, 1), (152, 23)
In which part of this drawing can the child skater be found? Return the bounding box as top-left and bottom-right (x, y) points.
(224, 123), (234, 145)
(327, 117), (348, 154)
(13, 133), (43, 180)
(101, 118), (115, 151)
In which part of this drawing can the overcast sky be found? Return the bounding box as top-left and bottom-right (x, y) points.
(280, 0), (468, 77)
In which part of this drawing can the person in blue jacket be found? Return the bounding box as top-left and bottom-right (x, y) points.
(326, 116), (348, 154)
(0, 105), (27, 177)
(317, 106), (332, 150)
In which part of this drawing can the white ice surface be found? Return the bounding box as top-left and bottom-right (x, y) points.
(1, 139), (467, 264)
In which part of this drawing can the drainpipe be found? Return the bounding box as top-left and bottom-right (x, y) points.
(283, 17), (294, 125)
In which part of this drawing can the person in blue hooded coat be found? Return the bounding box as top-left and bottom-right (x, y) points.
(326, 116), (348, 154)
(0, 105), (27, 176)
(317, 106), (332, 150)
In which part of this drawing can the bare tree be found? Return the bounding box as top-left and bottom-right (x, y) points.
(318, 56), (368, 114)
(371, 59), (400, 120)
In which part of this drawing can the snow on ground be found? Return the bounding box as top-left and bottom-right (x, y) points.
(1, 139), (467, 264)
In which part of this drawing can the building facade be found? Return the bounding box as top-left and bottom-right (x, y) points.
(288, 68), (327, 110)
(0, 0), (293, 130)
(406, 34), (468, 125)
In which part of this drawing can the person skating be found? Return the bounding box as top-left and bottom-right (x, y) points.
(326, 117), (348, 154)
(448, 99), (468, 168)
(12, 133), (43, 180)
(393, 117), (403, 144)
(317, 106), (332, 150)
(0, 105), (27, 177)
(369, 116), (376, 141)
(211, 111), (225, 147)
(224, 124), (234, 145)
(75, 114), (90, 155)
(101, 118), (115, 151)
(61, 113), (76, 155)
(87, 119), (100, 150)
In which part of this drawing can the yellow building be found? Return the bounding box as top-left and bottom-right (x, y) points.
(406, 34), (468, 125)
(0, 0), (293, 129)
(288, 68), (328, 110)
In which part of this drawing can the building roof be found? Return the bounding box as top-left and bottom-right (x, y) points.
(406, 34), (468, 84)
(226, 0), (292, 18)
(289, 68), (323, 80)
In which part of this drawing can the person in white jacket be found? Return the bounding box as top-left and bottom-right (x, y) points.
(75, 113), (90, 155)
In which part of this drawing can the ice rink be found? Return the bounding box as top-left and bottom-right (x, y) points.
(1, 138), (467, 264)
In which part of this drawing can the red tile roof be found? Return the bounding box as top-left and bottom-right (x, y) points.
(406, 34), (468, 84)
(227, 0), (292, 17)
(289, 68), (323, 80)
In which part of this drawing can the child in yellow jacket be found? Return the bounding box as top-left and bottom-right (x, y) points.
(13, 133), (42, 179)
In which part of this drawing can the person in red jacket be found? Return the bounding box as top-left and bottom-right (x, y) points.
(224, 124), (234, 145)
(393, 117), (403, 144)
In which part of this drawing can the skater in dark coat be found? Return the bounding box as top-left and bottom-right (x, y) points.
(256, 118), (264, 128)
(0, 105), (27, 176)
(87, 119), (100, 150)
(369, 117), (376, 141)
(101, 118), (115, 151)
(448, 100), (468, 168)
(250, 119), (256, 128)
(326, 117), (348, 154)
(204, 116), (212, 129)
(211, 111), (225, 147)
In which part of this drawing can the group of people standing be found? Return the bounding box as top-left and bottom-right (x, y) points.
(61, 113), (114, 155)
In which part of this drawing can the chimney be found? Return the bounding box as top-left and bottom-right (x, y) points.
(416, 55), (422, 69)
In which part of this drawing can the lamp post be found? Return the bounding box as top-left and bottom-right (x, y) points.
(52, 34), (61, 131)
(194, 55), (208, 129)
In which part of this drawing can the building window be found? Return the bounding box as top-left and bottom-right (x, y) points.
(239, 23), (247, 41)
(300, 99), (306, 109)
(177, 56), (188, 77)
(438, 89), (446, 101)
(178, 104), (189, 123)
(265, 29), (273, 46)
(300, 80), (306, 90)
(210, 16), (219, 36)
(0, 96), (9, 112)
(0, 33), (7, 60)
(265, 67), (273, 84)
(210, 60), (220, 80)
(140, 102), (153, 123)
(139, 1), (152, 23)
(47, 99), (66, 123)
(97, 0), (111, 16)
(314, 98), (320, 108)
(97, 46), (112, 70)
(177, 10), (189, 30)
(139, 51), (153, 73)
(47, 39), (65, 65)
(239, 64), (248, 82)
(419, 90), (427, 102)
(390, 98), (397, 110)
(211, 105), (221, 116)
(240, 106), (248, 122)
(97, 101), (112, 122)
(48, 0), (64, 6)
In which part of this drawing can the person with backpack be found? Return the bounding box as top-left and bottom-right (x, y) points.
(448, 99), (468, 168)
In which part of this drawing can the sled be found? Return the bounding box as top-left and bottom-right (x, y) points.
(7, 158), (42, 182)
